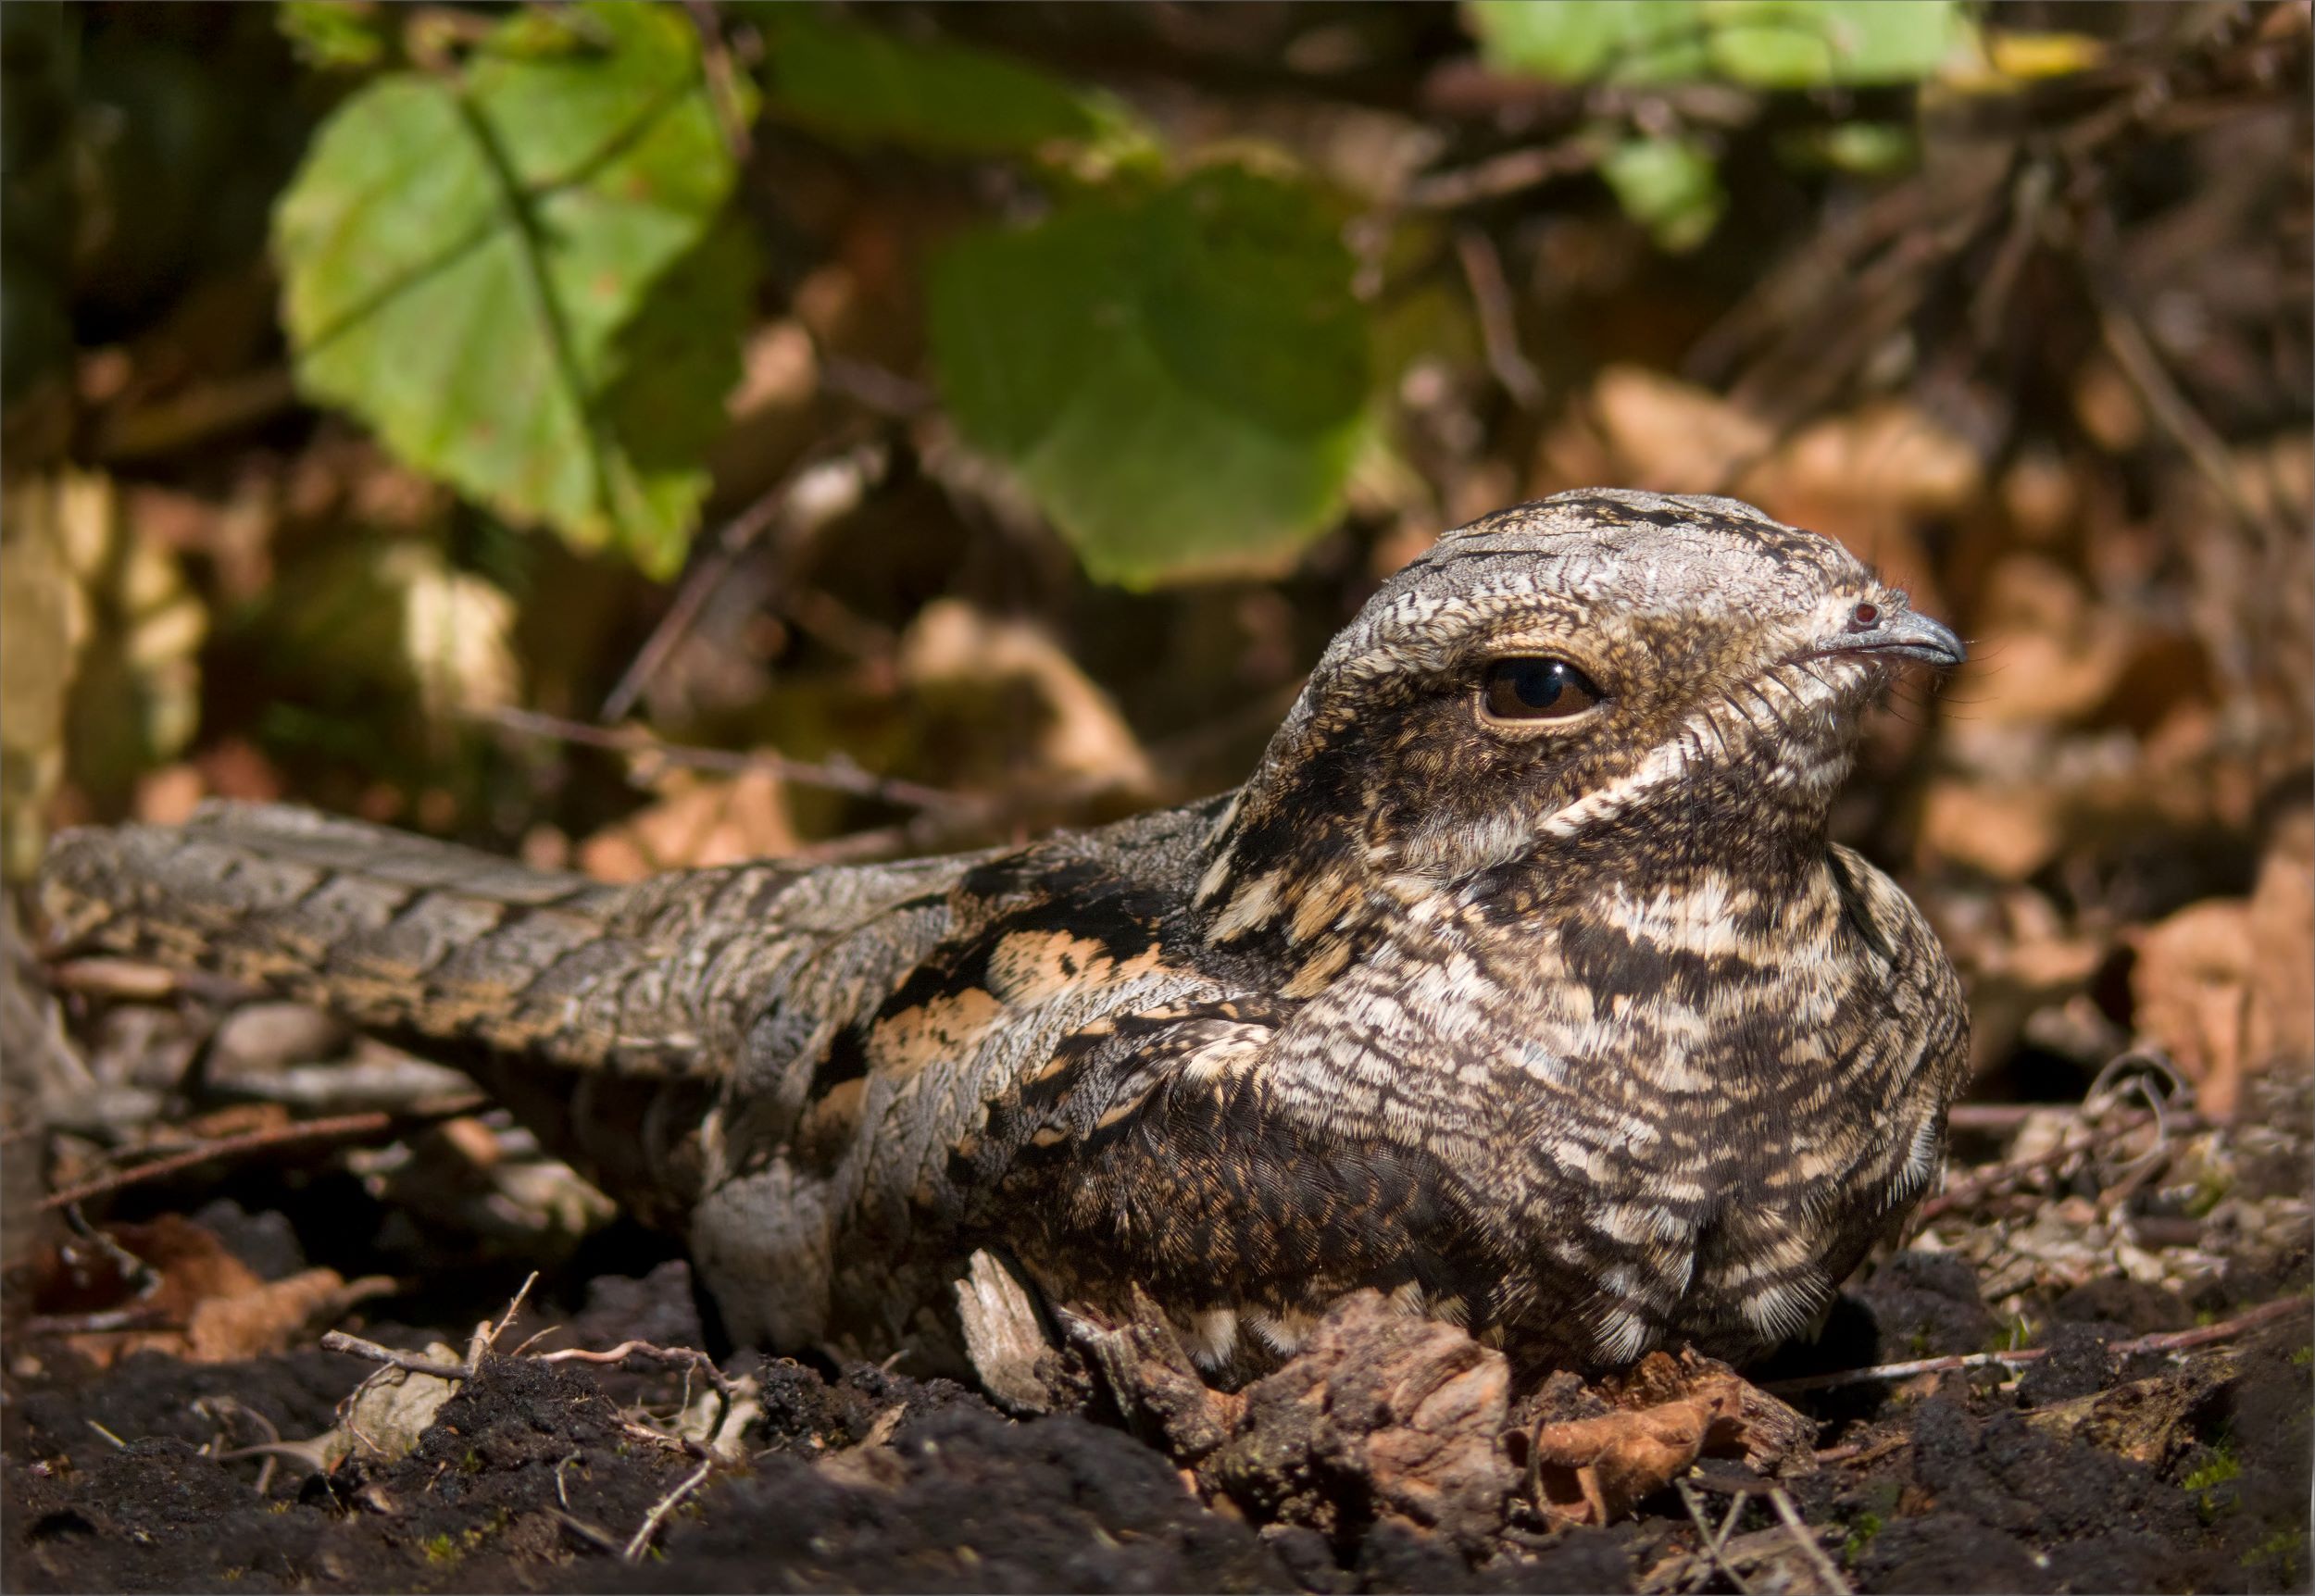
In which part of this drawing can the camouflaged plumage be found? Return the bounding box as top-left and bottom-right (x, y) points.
(37, 490), (1971, 1378)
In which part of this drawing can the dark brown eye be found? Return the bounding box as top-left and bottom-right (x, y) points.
(1481, 657), (1604, 722)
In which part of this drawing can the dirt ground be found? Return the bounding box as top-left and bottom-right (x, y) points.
(4, 1058), (2307, 1595)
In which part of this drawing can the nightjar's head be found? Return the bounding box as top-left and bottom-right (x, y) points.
(1198, 490), (1961, 937)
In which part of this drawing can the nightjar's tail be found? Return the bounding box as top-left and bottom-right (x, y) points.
(35, 801), (756, 1221)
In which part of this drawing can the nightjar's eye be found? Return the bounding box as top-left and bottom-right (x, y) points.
(1480, 657), (1604, 722)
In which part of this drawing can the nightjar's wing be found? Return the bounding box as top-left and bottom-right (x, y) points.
(964, 991), (1479, 1368)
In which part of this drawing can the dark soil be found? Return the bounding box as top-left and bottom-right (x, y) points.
(6, 1223), (2307, 1594)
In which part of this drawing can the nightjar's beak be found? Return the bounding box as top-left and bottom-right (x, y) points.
(1803, 606), (1966, 669)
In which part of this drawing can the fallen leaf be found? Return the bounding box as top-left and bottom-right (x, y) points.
(1958, 554), (2134, 726)
(1918, 777), (2066, 882)
(2130, 898), (2256, 1117)
(1570, 365), (1773, 495)
(1529, 1351), (1816, 1527)
(36, 1215), (392, 1367)
(580, 767), (797, 881)
(2250, 804), (2315, 1066)
(900, 599), (1155, 795)
(2023, 1360), (2234, 1470)
(336, 1341), (468, 1465)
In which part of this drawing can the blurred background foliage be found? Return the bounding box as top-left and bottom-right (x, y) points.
(2, 0), (2309, 1110)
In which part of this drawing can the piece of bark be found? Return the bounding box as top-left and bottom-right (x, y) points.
(1059, 1287), (1243, 1462)
(1206, 1291), (1517, 1548)
(955, 1248), (1066, 1416)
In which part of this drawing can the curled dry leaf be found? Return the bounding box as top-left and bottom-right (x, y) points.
(2130, 898), (2261, 1117)
(2122, 822), (2315, 1116)
(33, 1214), (391, 1367)
(1528, 1350), (1816, 1527)
(2249, 804), (2315, 1066)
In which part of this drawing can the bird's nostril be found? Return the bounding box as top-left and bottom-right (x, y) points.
(1847, 601), (1881, 631)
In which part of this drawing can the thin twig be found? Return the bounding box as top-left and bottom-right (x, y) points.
(1764, 1295), (2311, 1395)
(598, 442), (888, 721)
(57, 1205), (160, 1299)
(41, 1100), (486, 1211)
(625, 1457), (715, 1562)
(19, 1306), (178, 1337)
(1913, 1104), (2184, 1226)
(487, 1273), (538, 1350)
(1405, 137), (1599, 209)
(1675, 1477), (1757, 1595)
(2096, 293), (2291, 542)
(1768, 1483), (1852, 1594)
(550, 1508), (626, 1554)
(319, 1331), (471, 1382)
(1454, 227), (1545, 408)
(1945, 1103), (2209, 1132)
(475, 705), (961, 811)
(682, 0), (753, 161)
(540, 1339), (739, 1438)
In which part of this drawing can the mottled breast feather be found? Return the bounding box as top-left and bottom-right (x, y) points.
(36, 489), (1971, 1376)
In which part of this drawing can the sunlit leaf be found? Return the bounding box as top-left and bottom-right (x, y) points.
(1465, 2), (1709, 83)
(262, 540), (521, 732)
(0, 471), (207, 843)
(1703, 1), (1967, 88)
(1600, 136), (1725, 253)
(1467, 0), (1969, 88)
(272, 1), (755, 577)
(929, 164), (1371, 587)
(0, 476), (90, 877)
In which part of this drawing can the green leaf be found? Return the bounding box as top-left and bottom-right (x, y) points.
(1778, 120), (1919, 175)
(1465, 1), (1709, 84)
(1467, 0), (1967, 87)
(272, 1), (755, 577)
(277, 1), (387, 70)
(756, 6), (1141, 160)
(1600, 135), (1725, 252)
(1701, 1), (1966, 87)
(929, 165), (1370, 588)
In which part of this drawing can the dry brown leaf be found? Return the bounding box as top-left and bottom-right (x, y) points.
(2023, 1361), (2234, 1471)
(1532, 1398), (1730, 1526)
(580, 767), (797, 881)
(900, 599), (1154, 796)
(1918, 777), (2066, 882)
(1573, 366), (1773, 495)
(184, 1267), (390, 1362)
(2130, 899), (2257, 1117)
(1961, 554), (2135, 726)
(40, 1215), (389, 1367)
(1744, 401), (1982, 516)
(2250, 804), (2315, 1066)
(2120, 806), (2315, 1117)
(1530, 1351), (1815, 1527)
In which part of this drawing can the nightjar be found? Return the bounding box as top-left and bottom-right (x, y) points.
(38, 489), (1971, 1378)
